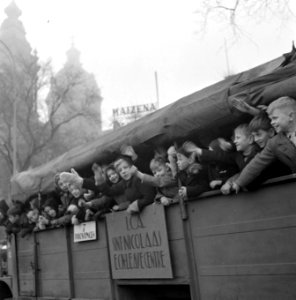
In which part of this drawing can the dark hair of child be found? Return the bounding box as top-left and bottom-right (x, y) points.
(208, 139), (221, 151)
(175, 145), (191, 158)
(105, 164), (120, 185)
(114, 155), (134, 168)
(248, 111), (272, 132)
(149, 156), (167, 170)
(105, 164), (116, 173)
(234, 123), (252, 137)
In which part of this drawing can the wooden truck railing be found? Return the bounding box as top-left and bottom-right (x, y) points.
(2, 175), (296, 300)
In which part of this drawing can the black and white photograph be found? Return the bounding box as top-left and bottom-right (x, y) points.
(0, 1), (295, 299)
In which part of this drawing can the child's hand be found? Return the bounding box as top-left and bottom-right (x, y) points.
(257, 105), (267, 111)
(210, 180), (223, 189)
(51, 219), (58, 226)
(39, 215), (49, 225)
(112, 205), (119, 211)
(217, 138), (233, 151)
(167, 146), (177, 157)
(92, 163), (106, 185)
(220, 182), (232, 195)
(231, 182), (241, 194)
(85, 209), (93, 221)
(230, 97), (260, 116)
(120, 145), (138, 161)
(183, 141), (201, 155)
(178, 186), (187, 198)
(78, 198), (86, 207)
(71, 215), (79, 225)
(160, 197), (172, 206)
(71, 168), (79, 176)
(126, 200), (139, 214)
(130, 165), (138, 175)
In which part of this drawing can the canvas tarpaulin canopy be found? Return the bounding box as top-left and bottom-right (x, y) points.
(10, 48), (296, 200)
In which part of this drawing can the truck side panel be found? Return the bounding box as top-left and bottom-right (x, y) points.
(17, 234), (35, 296)
(166, 205), (189, 283)
(189, 181), (296, 300)
(70, 220), (113, 299)
(37, 228), (70, 297)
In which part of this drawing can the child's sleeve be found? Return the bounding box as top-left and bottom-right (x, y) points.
(117, 201), (130, 211)
(236, 139), (277, 188)
(137, 181), (156, 211)
(186, 173), (209, 198)
(199, 149), (236, 165)
(141, 173), (176, 188)
(82, 178), (101, 192)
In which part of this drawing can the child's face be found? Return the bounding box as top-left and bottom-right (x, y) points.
(27, 210), (39, 223)
(269, 108), (292, 133)
(176, 153), (190, 171)
(252, 129), (273, 149)
(68, 184), (82, 198)
(151, 162), (167, 178)
(44, 206), (57, 218)
(116, 160), (133, 181)
(106, 169), (120, 184)
(233, 130), (251, 152)
(9, 214), (19, 224)
(58, 179), (68, 191)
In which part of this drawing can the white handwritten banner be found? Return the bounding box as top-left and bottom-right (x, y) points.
(74, 221), (97, 243)
(106, 205), (173, 279)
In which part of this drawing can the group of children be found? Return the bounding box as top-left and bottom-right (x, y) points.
(2, 96), (296, 237)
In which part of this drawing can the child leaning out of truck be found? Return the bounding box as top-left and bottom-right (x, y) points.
(6, 203), (29, 236)
(103, 164), (130, 211)
(184, 123), (260, 194)
(237, 111), (291, 190)
(54, 173), (77, 216)
(205, 138), (239, 190)
(102, 155), (156, 214)
(166, 145), (209, 200)
(133, 151), (179, 206)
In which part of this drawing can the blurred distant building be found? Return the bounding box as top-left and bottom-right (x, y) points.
(46, 43), (103, 154)
(0, 1), (103, 198)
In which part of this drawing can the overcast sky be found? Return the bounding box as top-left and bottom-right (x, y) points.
(0, 0), (295, 129)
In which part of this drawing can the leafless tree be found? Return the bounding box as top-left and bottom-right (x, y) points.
(0, 57), (102, 174)
(195, 0), (295, 36)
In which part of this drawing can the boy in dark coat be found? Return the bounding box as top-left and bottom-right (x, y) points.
(174, 146), (209, 200)
(184, 123), (260, 194)
(233, 96), (296, 192)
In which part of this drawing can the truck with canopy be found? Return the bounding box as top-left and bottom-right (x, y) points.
(2, 47), (296, 300)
